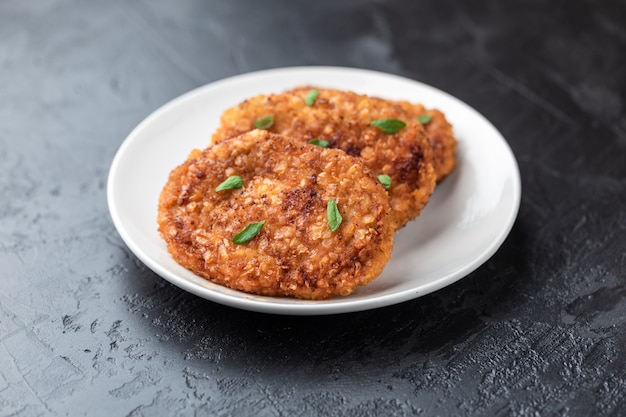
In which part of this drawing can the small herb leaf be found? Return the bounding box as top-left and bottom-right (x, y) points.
(370, 119), (406, 134)
(305, 89), (320, 106)
(253, 115), (274, 129)
(232, 221), (265, 244)
(309, 138), (329, 148)
(327, 199), (342, 232)
(216, 175), (243, 192)
(377, 174), (392, 190)
(416, 114), (432, 124)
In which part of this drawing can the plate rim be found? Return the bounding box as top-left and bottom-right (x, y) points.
(107, 65), (521, 315)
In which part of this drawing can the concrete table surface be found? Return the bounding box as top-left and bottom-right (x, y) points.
(1, 1), (625, 416)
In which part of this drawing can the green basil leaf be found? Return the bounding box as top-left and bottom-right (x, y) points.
(327, 199), (342, 232)
(253, 115), (274, 129)
(305, 89), (320, 106)
(232, 221), (265, 244)
(370, 119), (406, 134)
(416, 114), (432, 124)
(215, 175), (243, 192)
(377, 174), (391, 190)
(309, 138), (329, 148)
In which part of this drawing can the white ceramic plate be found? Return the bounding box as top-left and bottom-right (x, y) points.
(107, 66), (521, 315)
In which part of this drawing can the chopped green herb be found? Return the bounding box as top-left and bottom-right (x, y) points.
(370, 119), (406, 134)
(253, 115), (274, 129)
(326, 199), (342, 232)
(215, 175), (243, 192)
(377, 174), (392, 190)
(232, 221), (265, 244)
(416, 114), (432, 124)
(309, 138), (329, 148)
(305, 89), (320, 106)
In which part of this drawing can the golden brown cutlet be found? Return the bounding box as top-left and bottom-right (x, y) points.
(212, 87), (437, 230)
(158, 129), (394, 299)
(393, 101), (457, 182)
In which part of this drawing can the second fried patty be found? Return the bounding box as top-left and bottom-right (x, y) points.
(212, 87), (437, 230)
(158, 129), (394, 299)
(393, 101), (457, 182)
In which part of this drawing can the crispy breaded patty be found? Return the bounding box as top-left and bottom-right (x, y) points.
(158, 129), (394, 299)
(394, 101), (457, 182)
(212, 88), (437, 230)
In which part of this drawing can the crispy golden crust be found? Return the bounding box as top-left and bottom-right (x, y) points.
(394, 101), (457, 182)
(212, 88), (437, 230)
(158, 129), (394, 299)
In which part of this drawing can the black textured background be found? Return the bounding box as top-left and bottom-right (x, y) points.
(1, 1), (625, 416)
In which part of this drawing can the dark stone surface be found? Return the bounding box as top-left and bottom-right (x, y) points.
(1, 1), (625, 416)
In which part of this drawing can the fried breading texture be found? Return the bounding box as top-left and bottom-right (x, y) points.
(393, 101), (457, 182)
(212, 88), (437, 230)
(158, 129), (394, 299)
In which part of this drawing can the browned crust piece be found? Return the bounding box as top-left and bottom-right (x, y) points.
(212, 87), (437, 230)
(394, 101), (457, 182)
(158, 129), (394, 300)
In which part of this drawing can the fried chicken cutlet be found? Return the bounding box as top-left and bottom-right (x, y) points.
(158, 129), (394, 299)
(211, 88), (437, 230)
(394, 101), (457, 182)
